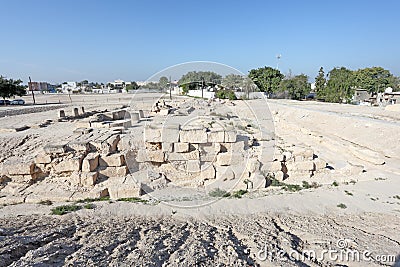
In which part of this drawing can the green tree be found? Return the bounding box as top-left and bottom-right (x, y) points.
(354, 67), (394, 93)
(280, 74), (310, 100)
(125, 81), (140, 91)
(248, 66), (284, 94)
(178, 71), (222, 87)
(159, 76), (169, 89)
(0, 76), (26, 100)
(314, 67), (326, 97)
(222, 74), (244, 90)
(322, 67), (355, 103)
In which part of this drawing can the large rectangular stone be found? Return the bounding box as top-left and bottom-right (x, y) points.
(82, 153), (99, 172)
(43, 142), (68, 154)
(199, 143), (219, 162)
(99, 153), (125, 167)
(174, 142), (189, 153)
(53, 155), (83, 173)
(207, 130), (225, 143)
(67, 141), (90, 153)
(144, 126), (162, 142)
(287, 161), (315, 172)
(187, 160), (200, 173)
(215, 166), (235, 180)
(167, 150), (199, 161)
(136, 149), (165, 163)
(108, 183), (142, 199)
(81, 172), (98, 186)
(224, 130), (237, 143)
(179, 127), (207, 143)
(98, 166), (129, 178)
(215, 152), (243, 166)
(161, 124), (180, 143)
(35, 153), (52, 164)
(200, 164), (216, 180)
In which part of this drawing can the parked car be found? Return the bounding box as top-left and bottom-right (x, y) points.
(10, 99), (25, 105)
(0, 100), (11, 105)
(306, 93), (316, 100)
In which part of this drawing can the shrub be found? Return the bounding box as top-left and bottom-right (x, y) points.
(344, 190), (353, 196)
(38, 200), (53, 205)
(232, 190), (247, 198)
(76, 197), (110, 203)
(332, 181), (339, 187)
(209, 188), (230, 198)
(84, 203), (95, 209)
(337, 203), (347, 209)
(215, 89), (237, 100)
(51, 205), (81, 215)
(117, 197), (148, 203)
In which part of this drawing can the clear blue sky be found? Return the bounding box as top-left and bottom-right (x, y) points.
(1, 0), (399, 83)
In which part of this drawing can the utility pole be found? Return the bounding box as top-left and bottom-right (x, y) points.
(28, 76), (36, 105)
(169, 76), (172, 100)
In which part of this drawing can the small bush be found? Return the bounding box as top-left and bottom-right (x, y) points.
(232, 190), (247, 198)
(76, 197), (110, 203)
(393, 195), (400, 200)
(38, 200), (53, 205)
(302, 181), (320, 189)
(332, 181), (339, 187)
(209, 188), (230, 198)
(337, 203), (347, 209)
(215, 90), (237, 100)
(283, 184), (302, 192)
(83, 203), (95, 209)
(344, 190), (353, 196)
(117, 197), (147, 203)
(51, 205), (81, 215)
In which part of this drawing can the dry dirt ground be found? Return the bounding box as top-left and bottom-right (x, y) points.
(0, 93), (400, 266)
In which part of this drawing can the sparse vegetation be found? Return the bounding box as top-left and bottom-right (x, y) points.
(332, 181), (339, 187)
(76, 197), (110, 203)
(231, 190), (247, 198)
(337, 203), (347, 209)
(269, 178), (320, 192)
(302, 181), (321, 189)
(117, 197), (148, 203)
(51, 204), (81, 215)
(83, 203), (95, 209)
(344, 190), (354, 196)
(393, 195), (400, 200)
(375, 177), (387, 181)
(209, 188), (231, 198)
(370, 197), (379, 201)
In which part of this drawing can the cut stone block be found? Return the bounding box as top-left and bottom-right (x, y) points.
(131, 112), (140, 123)
(73, 107), (79, 117)
(110, 119), (131, 129)
(167, 150), (199, 161)
(35, 153), (52, 164)
(144, 126), (162, 142)
(199, 143), (219, 162)
(82, 153), (99, 172)
(161, 124), (180, 143)
(138, 110), (144, 118)
(59, 110), (65, 118)
(98, 166), (129, 178)
(67, 141), (90, 152)
(200, 164), (216, 180)
(274, 170), (285, 181)
(81, 107), (85, 114)
(215, 166), (235, 180)
(187, 160), (200, 173)
(287, 161), (315, 172)
(81, 172), (98, 186)
(246, 158), (261, 173)
(207, 130), (225, 143)
(174, 142), (189, 153)
(313, 158), (327, 170)
(180, 126), (207, 143)
(162, 142), (173, 153)
(215, 152), (243, 166)
(159, 108), (171, 116)
(136, 149), (164, 163)
(108, 183), (142, 199)
(99, 153), (125, 167)
(224, 130), (237, 143)
(43, 142), (68, 154)
(53, 156), (83, 173)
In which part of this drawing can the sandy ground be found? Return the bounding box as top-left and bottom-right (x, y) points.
(0, 93), (399, 266)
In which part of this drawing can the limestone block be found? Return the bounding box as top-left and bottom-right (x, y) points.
(222, 141), (247, 153)
(161, 124), (180, 143)
(215, 152), (243, 166)
(224, 130), (237, 143)
(53, 156), (82, 173)
(108, 183), (142, 199)
(35, 153), (52, 164)
(167, 150), (199, 161)
(287, 161), (315, 172)
(174, 142), (189, 153)
(2, 162), (36, 176)
(269, 161), (282, 172)
(67, 141), (90, 153)
(200, 164), (216, 180)
(110, 119), (131, 129)
(187, 160), (200, 173)
(144, 126), (162, 142)
(313, 158), (327, 170)
(274, 170), (285, 181)
(98, 166), (129, 178)
(81, 107), (85, 114)
(59, 110), (65, 118)
(180, 126), (207, 143)
(138, 110), (144, 118)
(107, 134), (121, 152)
(136, 149), (164, 163)
(131, 112), (140, 123)
(215, 166), (235, 180)
(73, 107), (79, 117)
(74, 121), (91, 129)
(162, 142), (173, 152)
(246, 158), (261, 173)
(159, 108), (171, 116)
(199, 143), (219, 162)
(99, 153), (125, 167)
(81, 172), (98, 186)
(207, 130), (225, 143)
(82, 153), (99, 172)
(43, 142), (68, 154)
(112, 110), (126, 120)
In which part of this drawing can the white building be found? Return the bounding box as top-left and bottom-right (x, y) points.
(61, 82), (78, 93)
